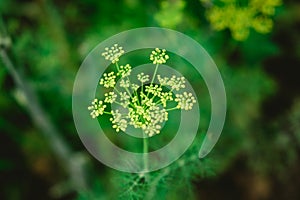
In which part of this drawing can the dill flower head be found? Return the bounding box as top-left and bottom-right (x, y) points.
(104, 92), (117, 103)
(150, 48), (169, 64)
(88, 45), (196, 137)
(101, 44), (125, 63)
(99, 72), (116, 88)
(137, 73), (150, 83)
(205, 0), (282, 41)
(88, 99), (107, 118)
(110, 110), (128, 132)
(117, 64), (132, 78)
(175, 92), (196, 110)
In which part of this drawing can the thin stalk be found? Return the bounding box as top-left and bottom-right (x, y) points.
(115, 62), (120, 71)
(150, 63), (159, 85)
(146, 63), (160, 99)
(143, 132), (148, 172)
(166, 107), (179, 111)
(0, 48), (88, 192)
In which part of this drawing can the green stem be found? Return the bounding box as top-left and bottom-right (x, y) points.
(126, 76), (141, 106)
(143, 132), (148, 172)
(150, 63), (159, 85)
(0, 46), (88, 191)
(115, 62), (120, 71)
(166, 107), (179, 111)
(113, 88), (135, 108)
(146, 63), (159, 98)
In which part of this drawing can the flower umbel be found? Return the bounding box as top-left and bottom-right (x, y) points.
(175, 92), (196, 110)
(150, 48), (169, 64)
(101, 44), (125, 63)
(89, 45), (196, 137)
(110, 110), (127, 132)
(99, 72), (116, 88)
(137, 73), (150, 83)
(88, 99), (107, 118)
(104, 92), (117, 103)
(204, 0), (282, 41)
(117, 64), (132, 78)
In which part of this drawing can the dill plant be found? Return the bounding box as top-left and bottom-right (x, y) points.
(88, 44), (196, 171)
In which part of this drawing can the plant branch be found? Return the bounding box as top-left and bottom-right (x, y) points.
(143, 132), (149, 172)
(0, 47), (89, 193)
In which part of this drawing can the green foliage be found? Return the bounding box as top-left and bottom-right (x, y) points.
(155, 0), (186, 28)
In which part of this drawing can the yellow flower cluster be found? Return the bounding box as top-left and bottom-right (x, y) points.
(150, 48), (169, 65)
(88, 45), (196, 137)
(205, 0), (282, 41)
(88, 99), (106, 118)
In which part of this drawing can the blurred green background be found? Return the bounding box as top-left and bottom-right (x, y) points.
(1, 0), (300, 199)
